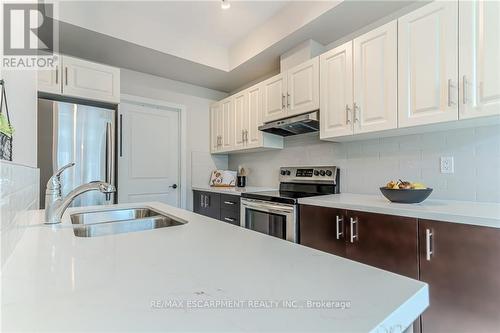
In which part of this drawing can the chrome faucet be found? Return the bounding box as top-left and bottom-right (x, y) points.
(44, 162), (116, 224)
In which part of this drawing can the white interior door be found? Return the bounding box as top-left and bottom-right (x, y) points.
(354, 20), (397, 134)
(119, 102), (180, 206)
(320, 41), (354, 139)
(459, 0), (500, 119)
(398, 1), (458, 128)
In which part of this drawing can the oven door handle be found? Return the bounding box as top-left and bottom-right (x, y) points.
(241, 201), (294, 215)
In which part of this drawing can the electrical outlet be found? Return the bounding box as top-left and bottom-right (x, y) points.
(440, 156), (454, 174)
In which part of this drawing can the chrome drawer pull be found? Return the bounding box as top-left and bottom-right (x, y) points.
(350, 217), (358, 243)
(224, 201), (235, 205)
(426, 229), (433, 261)
(224, 217), (236, 222)
(336, 216), (343, 240)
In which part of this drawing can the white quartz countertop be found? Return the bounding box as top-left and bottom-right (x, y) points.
(192, 185), (276, 196)
(2, 202), (428, 332)
(298, 193), (500, 228)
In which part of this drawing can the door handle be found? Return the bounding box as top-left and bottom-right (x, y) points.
(345, 105), (351, 125)
(462, 75), (467, 105)
(448, 79), (455, 107)
(353, 103), (360, 124)
(169, 184), (177, 189)
(105, 122), (113, 201)
(426, 228), (433, 261)
(119, 114), (123, 157)
(335, 215), (343, 240)
(350, 217), (358, 243)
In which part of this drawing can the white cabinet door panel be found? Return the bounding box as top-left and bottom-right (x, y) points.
(398, 1), (458, 128)
(320, 41), (354, 139)
(221, 98), (233, 151)
(63, 55), (120, 103)
(459, 0), (500, 119)
(354, 21), (397, 134)
(262, 73), (287, 123)
(38, 57), (62, 95)
(233, 92), (246, 149)
(246, 85), (263, 148)
(210, 103), (221, 153)
(287, 57), (320, 116)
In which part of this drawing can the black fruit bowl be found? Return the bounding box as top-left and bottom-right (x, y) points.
(380, 187), (433, 204)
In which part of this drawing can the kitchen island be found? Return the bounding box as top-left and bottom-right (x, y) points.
(2, 202), (428, 332)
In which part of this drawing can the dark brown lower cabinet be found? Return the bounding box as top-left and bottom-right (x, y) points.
(299, 205), (346, 257)
(193, 190), (240, 225)
(346, 210), (419, 279)
(419, 219), (500, 333)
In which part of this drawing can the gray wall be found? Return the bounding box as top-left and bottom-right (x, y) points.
(229, 124), (500, 203)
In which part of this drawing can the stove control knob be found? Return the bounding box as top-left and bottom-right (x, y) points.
(280, 170), (287, 176)
(326, 170), (333, 177)
(286, 170), (291, 176)
(313, 170), (320, 176)
(319, 170), (326, 176)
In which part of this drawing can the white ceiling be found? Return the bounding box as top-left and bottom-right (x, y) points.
(52, 1), (424, 92)
(57, 0), (293, 71)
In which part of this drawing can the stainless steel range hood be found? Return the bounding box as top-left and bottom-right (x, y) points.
(258, 111), (319, 136)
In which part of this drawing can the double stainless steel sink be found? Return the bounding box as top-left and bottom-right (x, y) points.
(70, 207), (187, 237)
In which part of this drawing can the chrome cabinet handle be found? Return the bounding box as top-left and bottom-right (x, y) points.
(224, 217), (236, 222)
(462, 75), (467, 105)
(65, 67), (68, 86)
(336, 215), (343, 240)
(224, 201), (235, 205)
(345, 105), (351, 125)
(350, 217), (358, 243)
(426, 229), (433, 261)
(245, 130), (248, 142)
(200, 194), (205, 208)
(287, 93), (290, 108)
(282, 94), (286, 109)
(447, 79), (455, 107)
(242, 130), (244, 143)
(55, 66), (58, 84)
(204, 195), (209, 208)
(353, 103), (360, 123)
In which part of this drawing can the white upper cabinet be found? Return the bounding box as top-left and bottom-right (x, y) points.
(353, 20), (397, 134)
(246, 84), (263, 148)
(210, 102), (222, 153)
(38, 57), (62, 95)
(320, 41), (354, 139)
(62, 55), (121, 104)
(459, 0), (500, 119)
(38, 55), (120, 104)
(287, 57), (320, 117)
(220, 97), (233, 151)
(398, 1), (459, 128)
(262, 73), (287, 123)
(233, 92), (247, 149)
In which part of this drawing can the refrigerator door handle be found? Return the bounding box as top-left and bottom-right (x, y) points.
(105, 122), (114, 201)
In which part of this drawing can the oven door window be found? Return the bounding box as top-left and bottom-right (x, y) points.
(245, 208), (286, 239)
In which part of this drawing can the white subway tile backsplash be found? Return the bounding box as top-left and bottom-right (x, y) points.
(0, 161), (39, 268)
(228, 124), (500, 203)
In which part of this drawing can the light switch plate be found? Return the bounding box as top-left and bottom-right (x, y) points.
(440, 156), (454, 174)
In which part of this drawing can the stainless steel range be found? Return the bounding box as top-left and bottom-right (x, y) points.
(240, 166), (339, 243)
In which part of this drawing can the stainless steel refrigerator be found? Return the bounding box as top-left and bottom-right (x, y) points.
(37, 98), (116, 208)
